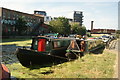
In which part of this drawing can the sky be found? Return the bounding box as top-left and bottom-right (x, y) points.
(0, 0), (119, 30)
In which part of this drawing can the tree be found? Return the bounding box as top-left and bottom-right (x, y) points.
(71, 22), (86, 36)
(116, 30), (120, 38)
(49, 17), (71, 35)
(116, 30), (120, 34)
(15, 17), (27, 35)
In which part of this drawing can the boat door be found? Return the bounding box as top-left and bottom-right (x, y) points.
(38, 39), (46, 52)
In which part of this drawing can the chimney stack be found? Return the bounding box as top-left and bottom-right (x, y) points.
(91, 21), (94, 32)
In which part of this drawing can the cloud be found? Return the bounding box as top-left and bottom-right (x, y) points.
(84, 15), (118, 29)
(0, 0), (118, 29)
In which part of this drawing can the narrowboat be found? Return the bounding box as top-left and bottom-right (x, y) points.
(65, 38), (105, 60)
(16, 36), (71, 67)
(16, 36), (105, 67)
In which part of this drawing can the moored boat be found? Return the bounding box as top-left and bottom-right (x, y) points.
(16, 36), (71, 67)
(16, 35), (105, 67)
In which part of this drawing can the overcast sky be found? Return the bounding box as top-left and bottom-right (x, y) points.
(0, 0), (119, 30)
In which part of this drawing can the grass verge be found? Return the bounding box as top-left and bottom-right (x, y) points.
(6, 50), (116, 78)
(1, 39), (32, 46)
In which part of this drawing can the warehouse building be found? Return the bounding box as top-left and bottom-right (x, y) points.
(0, 7), (49, 37)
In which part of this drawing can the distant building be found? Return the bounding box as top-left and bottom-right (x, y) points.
(90, 20), (116, 34)
(44, 16), (52, 24)
(73, 11), (83, 26)
(44, 16), (52, 22)
(34, 10), (47, 17)
(0, 7), (49, 37)
(34, 11), (52, 24)
(91, 29), (116, 34)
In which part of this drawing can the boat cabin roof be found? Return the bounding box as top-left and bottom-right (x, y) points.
(32, 36), (84, 41)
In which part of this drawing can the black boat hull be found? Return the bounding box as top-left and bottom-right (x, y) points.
(16, 48), (68, 67)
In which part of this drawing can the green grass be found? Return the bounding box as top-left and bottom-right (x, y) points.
(1, 38), (32, 46)
(6, 50), (116, 78)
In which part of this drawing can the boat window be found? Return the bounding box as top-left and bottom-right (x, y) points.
(54, 41), (61, 48)
(53, 40), (70, 49)
(33, 40), (38, 50)
(45, 41), (52, 51)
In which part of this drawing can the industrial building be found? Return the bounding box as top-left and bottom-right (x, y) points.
(0, 7), (49, 37)
(73, 11), (83, 26)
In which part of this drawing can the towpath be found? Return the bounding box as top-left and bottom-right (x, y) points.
(108, 39), (119, 79)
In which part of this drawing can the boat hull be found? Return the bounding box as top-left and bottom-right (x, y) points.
(16, 48), (68, 67)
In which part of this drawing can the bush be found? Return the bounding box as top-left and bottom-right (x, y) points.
(116, 34), (120, 38)
(86, 32), (91, 37)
